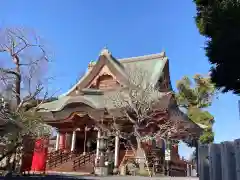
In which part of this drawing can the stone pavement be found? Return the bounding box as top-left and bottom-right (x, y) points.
(1, 174), (199, 180)
(84, 176), (199, 180)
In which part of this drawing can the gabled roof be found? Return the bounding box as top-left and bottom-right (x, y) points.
(38, 49), (173, 116)
(60, 48), (168, 97)
(120, 52), (168, 89)
(38, 89), (169, 113)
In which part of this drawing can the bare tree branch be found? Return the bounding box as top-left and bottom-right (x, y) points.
(96, 67), (191, 176)
(0, 27), (55, 171)
(0, 27), (50, 106)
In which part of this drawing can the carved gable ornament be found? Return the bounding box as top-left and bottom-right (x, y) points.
(87, 65), (120, 90)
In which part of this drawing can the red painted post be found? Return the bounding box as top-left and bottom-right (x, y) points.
(59, 133), (66, 150)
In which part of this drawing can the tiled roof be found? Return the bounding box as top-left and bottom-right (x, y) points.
(38, 49), (175, 121)
(119, 52), (167, 88)
(60, 49), (168, 97)
(38, 89), (169, 112)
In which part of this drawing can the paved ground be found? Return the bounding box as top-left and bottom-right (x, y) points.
(85, 176), (198, 180)
(1, 174), (199, 180)
(83, 176), (198, 180)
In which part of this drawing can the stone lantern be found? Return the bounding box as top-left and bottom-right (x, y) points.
(95, 135), (108, 176)
(86, 139), (91, 152)
(153, 156), (161, 174)
(98, 135), (108, 152)
(165, 132), (172, 176)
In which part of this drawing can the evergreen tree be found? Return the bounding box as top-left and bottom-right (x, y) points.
(176, 74), (215, 144)
(193, 0), (240, 94)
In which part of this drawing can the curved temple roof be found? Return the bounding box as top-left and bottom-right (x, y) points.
(60, 49), (168, 97)
(37, 48), (205, 134)
(39, 49), (170, 112)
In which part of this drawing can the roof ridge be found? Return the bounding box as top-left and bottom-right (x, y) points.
(59, 51), (166, 98)
(86, 51), (166, 64)
(118, 51), (166, 63)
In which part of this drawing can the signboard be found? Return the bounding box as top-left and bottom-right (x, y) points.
(165, 149), (171, 161)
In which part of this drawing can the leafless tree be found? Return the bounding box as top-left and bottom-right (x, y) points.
(0, 27), (54, 171)
(97, 67), (189, 176)
(0, 27), (51, 107)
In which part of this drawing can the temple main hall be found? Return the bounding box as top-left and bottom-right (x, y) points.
(36, 48), (202, 176)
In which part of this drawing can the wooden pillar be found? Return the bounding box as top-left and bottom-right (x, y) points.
(65, 132), (68, 150)
(65, 132), (72, 150)
(114, 132), (120, 167)
(71, 130), (76, 152)
(83, 127), (87, 155)
(55, 132), (60, 151)
(59, 133), (66, 150)
(95, 130), (101, 165)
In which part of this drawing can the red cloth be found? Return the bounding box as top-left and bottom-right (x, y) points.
(31, 138), (49, 171)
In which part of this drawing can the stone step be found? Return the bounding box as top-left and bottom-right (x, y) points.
(47, 153), (94, 173)
(50, 160), (94, 173)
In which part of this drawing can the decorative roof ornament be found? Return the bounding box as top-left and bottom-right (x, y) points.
(88, 61), (96, 69)
(100, 46), (111, 56)
(75, 87), (80, 95)
(161, 50), (166, 57)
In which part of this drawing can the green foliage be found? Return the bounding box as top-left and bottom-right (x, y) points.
(199, 127), (214, 144)
(176, 74), (215, 144)
(0, 93), (51, 137)
(176, 74), (215, 108)
(193, 0), (240, 94)
(188, 108), (214, 125)
(0, 93), (52, 163)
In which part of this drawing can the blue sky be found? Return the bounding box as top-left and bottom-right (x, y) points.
(1, 0), (239, 159)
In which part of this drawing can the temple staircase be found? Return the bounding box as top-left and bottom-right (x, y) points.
(46, 150), (95, 173)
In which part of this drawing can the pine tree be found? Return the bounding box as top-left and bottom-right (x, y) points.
(176, 74), (215, 144)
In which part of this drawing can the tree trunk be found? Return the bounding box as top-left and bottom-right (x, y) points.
(15, 64), (21, 106)
(14, 146), (23, 173)
(136, 137), (152, 177)
(136, 137), (144, 169)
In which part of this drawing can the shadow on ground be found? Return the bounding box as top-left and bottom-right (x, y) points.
(0, 174), (96, 180)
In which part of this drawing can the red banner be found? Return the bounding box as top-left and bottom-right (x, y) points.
(31, 138), (49, 171)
